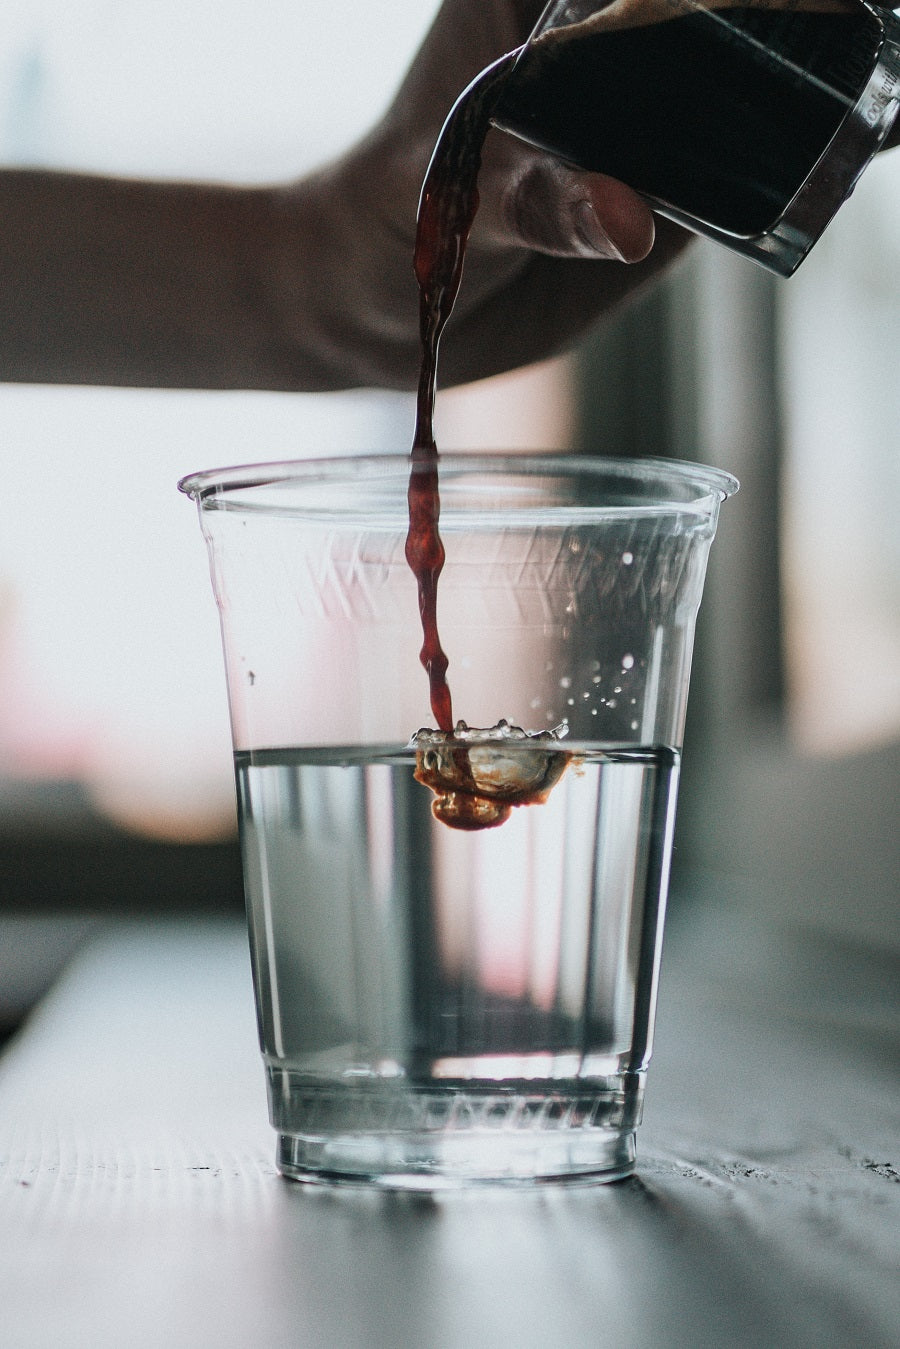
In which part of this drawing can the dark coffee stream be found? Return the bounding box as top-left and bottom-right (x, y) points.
(407, 52), (517, 738)
(407, 51), (573, 832)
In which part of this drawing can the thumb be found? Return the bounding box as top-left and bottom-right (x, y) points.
(476, 142), (656, 262)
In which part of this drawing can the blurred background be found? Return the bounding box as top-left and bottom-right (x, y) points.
(0, 0), (897, 1041)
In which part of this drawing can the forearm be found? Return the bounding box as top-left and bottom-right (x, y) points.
(0, 148), (682, 393)
(0, 168), (334, 391)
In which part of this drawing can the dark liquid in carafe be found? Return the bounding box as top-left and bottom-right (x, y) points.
(494, 7), (881, 237)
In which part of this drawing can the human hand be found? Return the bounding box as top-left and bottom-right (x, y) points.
(0, 1), (682, 393)
(272, 0), (688, 390)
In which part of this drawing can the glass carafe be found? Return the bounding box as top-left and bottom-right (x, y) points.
(493, 0), (900, 274)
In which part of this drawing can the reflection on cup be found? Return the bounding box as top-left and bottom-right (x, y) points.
(180, 453), (737, 1187)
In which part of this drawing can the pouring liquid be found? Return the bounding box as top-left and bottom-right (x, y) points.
(407, 54), (542, 832)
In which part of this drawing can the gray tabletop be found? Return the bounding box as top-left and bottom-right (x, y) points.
(1, 894), (897, 1349)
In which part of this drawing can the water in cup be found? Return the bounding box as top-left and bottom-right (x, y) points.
(237, 739), (678, 1181)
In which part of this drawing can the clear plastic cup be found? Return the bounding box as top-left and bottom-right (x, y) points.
(180, 453), (737, 1187)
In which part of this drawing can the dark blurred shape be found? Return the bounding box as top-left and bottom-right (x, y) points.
(0, 779), (243, 1043)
